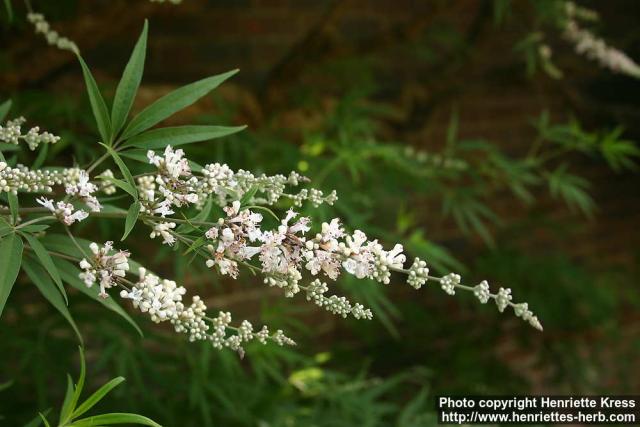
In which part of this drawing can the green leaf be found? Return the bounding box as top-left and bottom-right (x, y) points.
(78, 56), (112, 144)
(18, 224), (51, 233)
(22, 257), (82, 343)
(38, 413), (51, 427)
(59, 374), (75, 425)
(32, 143), (49, 169)
(122, 201), (140, 241)
(8, 192), (18, 224)
(122, 125), (246, 149)
(23, 233), (67, 304)
(22, 409), (51, 427)
(99, 143), (137, 197)
(100, 175), (137, 198)
(0, 99), (11, 121)
(239, 186), (258, 206)
(120, 69), (238, 140)
(71, 413), (161, 427)
(547, 165), (594, 216)
(0, 379), (12, 391)
(0, 217), (13, 238)
(112, 21), (148, 136)
(183, 236), (206, 255)
(72, 377), (125, 419)
(2, 0), (12, 22)
(72, 346), (87, 417)
(0, 232), (23, 317)
(176, 197), (212, 234)
(56, 259), (143, 337)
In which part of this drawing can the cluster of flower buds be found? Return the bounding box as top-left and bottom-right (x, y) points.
(119, 267), (295, 356)
(468, 281), (543, 331)
(305, 279), (373, 319)
(0, 117), (60, 151)
(403, 146), (468, 171)
(142, 146), (337, 217)
(0, 162), (67, 194)
(563, 1), (640, 78)
(149, 221), (177, 245)
(27, 13), (79, 54)
(208, 311), (295, 358)
(79, 242), (130, 298)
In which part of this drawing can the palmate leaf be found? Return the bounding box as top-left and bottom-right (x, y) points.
(547, 165), (595, 216)
(112, 21), (148, 137)
(600, 129), (640, 171)
(122, 125), (246, 149)
(78, 56), (112, 144)
(21, 256), (82, 343)
(0, 232), (23, 317)
(120, 69), (239, 140)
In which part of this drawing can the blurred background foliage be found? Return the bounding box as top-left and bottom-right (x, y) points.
(1, 0), (640, 425)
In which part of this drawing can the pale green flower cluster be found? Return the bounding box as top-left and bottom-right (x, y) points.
(563, 1), (640, 78)
(0, 117), (60, 151)
(27, 13), (79, 54)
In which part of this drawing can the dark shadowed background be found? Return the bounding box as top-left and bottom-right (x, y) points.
(1, 1), (640, 426)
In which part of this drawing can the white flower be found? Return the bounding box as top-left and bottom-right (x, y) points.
(495, 287), (512, 312)
(37, 197), (89, 225)
(78, 241), (130, 298)
(563, 6), (640, 78)
(149, 222), (177, 245)
(27, 13), (79, 54)
(440, 273), (461, 295)
(65, 170), (101, 212)
(407, 258), (429, 289)
(0, 116), (60, 150)
(474, 280), (491, 303)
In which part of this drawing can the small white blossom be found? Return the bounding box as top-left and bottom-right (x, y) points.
(27, 13), (79, 54)
(439, 273), (461, 295)
(563, 2), (640, 78)
(0, 117), (60, 150)
(37, 197), (89, 225)
(65, 170), (101, 212)
(407, 257), (429, 289)
(78, 241), (130, 298)
(149, 222), (176, 245)
(474, 280), (491, 303)
(495, 287), (512, 313)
